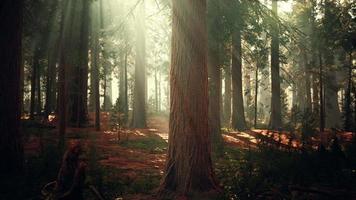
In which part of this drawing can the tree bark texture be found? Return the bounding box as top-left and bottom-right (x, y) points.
(158, 0), (220, 198)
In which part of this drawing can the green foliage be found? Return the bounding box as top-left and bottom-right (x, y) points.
(216, 143), (356, 200)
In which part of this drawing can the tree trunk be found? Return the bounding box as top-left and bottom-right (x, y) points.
(44, 0), (60, 120)
(254, 61), (259, 128)
(124, 50), (129, 124)
(0, 0), (24, 175)
(245, 69), (252, 121)
(344, 52), (353, 131)
(155, 68), (158, 112)
(92, 1), (101, 131)
(319, 50), (325, 133)
(70, 0), (90, 127)
(231, 29), (247, 131)
(269, 0), (282, 129)
(30, 50), (39, 119)
(158, 0), (220, 198)
(58, 0), (74, 136)
(223, 62), (231, 126)
(208, 48), (224, 155)
(324, 54), (341, 129)
(36, 59), (42, 116)
(303, 50), (312, 112)
(45, 41), (59, 119)
(131, 2), (146, 128)
(159, 71), (162, 112)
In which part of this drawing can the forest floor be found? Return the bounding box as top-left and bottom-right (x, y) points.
(21, 113), (356, 200)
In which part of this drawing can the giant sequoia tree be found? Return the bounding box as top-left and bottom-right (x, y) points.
(158, 0), (220, 198)
(0, 0), (24, 175)
(269, 0), (282, 129)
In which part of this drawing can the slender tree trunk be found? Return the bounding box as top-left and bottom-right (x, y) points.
(231, 29), (247, 131)
(303, 51), (312, 112)
(0, 0), (24, 176)
(45, 43), (59, 119)
(159, 71), (162, 112)
(94, 3), (101, 131)
(131, 2), (146, 128)
(36, 60), (42, 116)
(245, 70), (252, 121)
(254, 61), (259, 128)
(344, 52), (353, 131)
(158, 0), (220, 198)
(124, 50), (129, 124)
(118, 53), (125, 112)
(319, 50), (325, 133)
(223, 62), (231, 126)
(269, 0), (282, 129)
(310, 0), (319, 117)
(155, 68), (158, 112)
(30, 51), (39, 119)
(58, 47), (67, 136)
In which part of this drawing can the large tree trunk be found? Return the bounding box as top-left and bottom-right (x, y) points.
(231, 29), (247, 131)
(269, 0), (282, 129)
(70, 0), (89, 127)
(0, 0), (24, 175)
(131, 2), (146, 128)
(58, 11), (67, 136)
(158, 0), (220, 198)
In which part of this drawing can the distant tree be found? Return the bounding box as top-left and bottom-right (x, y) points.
(131, 2), (147, 128)
(91, 0), (101, 131)
(158, 0), (220, 198)
(231, 1), (247, 131)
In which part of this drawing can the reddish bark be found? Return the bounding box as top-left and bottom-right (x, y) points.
(158, 0), (220, 198)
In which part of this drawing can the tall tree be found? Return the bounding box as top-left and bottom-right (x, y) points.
(69, 0), (90, 127)
(0, 0), (24, 175)
(269, 0), (282, 129)
(158, 0), (220, 198)
(131, 2), (147, 128)
(231, 29), (247, 131)
(91, 0), (101, 131)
